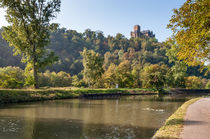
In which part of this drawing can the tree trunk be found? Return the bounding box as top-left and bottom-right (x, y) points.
(33, 45), (39, 89)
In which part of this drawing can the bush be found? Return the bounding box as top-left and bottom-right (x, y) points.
(0, 67), (73, 88)
(39, 70), (72, 87)
(0, 66), (25, 88)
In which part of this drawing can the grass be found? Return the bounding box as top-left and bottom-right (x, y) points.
(0, 87), (156, 104)
(0, 89), (79, 104)
(153, 97), (202, 139)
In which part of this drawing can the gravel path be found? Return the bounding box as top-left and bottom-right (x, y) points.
(181, 97), (210, 139)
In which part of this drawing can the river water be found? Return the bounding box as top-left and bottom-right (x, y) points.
(0, 95), (197, 139)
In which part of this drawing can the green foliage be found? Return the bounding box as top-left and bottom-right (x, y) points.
(0, 67), (72, 88)
(72, 75), (87, 87)
(72, 75), (80, 87)
(102, 63), (117, 88)
(169, 63), (186, 88)
(39, 71), (71, 87)
(115, 60), (134, 88)
(81, 48), (104, 87)
(0, 27), (209, 89)
(0, 66), (25, 88)
(205, 81), (210, 89)
(141, 64), (168, 92)
(24, 70), (35, 87)
(0, 89), (80, 104)
(166, 38), (187, 88)
(1, 27), (208, 80)
(131, 67), (141, 88)
(168, 0), (210, 68)
(0, 1), (208, 89)
(185, 76), (202, 89)
(0, 29), (24, 68)
(0, 13), (209, 89)
(0, 0), (61, 88)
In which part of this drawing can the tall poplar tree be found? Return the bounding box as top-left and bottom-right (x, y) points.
(0, 0), (61, 88)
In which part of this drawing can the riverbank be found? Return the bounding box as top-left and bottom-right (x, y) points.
(153, 97), (202, 139)
(0, 88), (155, 104)
(170, 88), (210, 94)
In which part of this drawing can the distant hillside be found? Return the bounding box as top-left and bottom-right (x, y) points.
(0, 29), (23, 68)
(0, 28), (208, 78)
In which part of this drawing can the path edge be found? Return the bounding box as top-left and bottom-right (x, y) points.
(152, 97), (202, 139)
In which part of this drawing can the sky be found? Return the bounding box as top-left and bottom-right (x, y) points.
(0, 0), (186, 42)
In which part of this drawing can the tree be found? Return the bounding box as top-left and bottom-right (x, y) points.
(168, 0), (209, 68)
(115, 60), (134, 88)
(141, 64), (168, 93)
(166, 38), (187, 88)
(185, 76), (202, 89)
(131, 65), (142, 88)
(56, 71), (71, 87)
(72, 75), (81, 87)
(0, 0), (61, 88)
(81, 48), (104, 87)
(102, 63), (117, 88)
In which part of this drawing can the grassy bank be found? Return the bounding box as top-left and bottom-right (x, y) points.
(153, 97), (202, 139)
(0, 87), (155, 104)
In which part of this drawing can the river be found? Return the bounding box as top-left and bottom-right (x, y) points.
(0, 95), (198, 139)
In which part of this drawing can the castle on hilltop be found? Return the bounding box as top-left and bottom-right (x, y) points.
(131, 25), (155, 38)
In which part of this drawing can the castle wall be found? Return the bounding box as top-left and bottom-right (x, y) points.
(131, 25), (155, 38)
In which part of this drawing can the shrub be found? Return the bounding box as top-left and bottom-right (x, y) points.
(39, 70), (72, 87)
(0, 66), (25, 88)
(0, 67), (73, 88)
(72, 75), (87, 87)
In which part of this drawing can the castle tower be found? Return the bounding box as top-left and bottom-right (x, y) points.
(131, 25), (155, 38)
(131, 25), (141, 38)
(134, 25), (140, 33)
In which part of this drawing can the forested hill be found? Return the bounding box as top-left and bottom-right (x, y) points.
(0, 28), (208, 78)
(48, 28), (168, 75)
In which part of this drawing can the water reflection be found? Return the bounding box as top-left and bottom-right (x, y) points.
(0, 95), (194, 139)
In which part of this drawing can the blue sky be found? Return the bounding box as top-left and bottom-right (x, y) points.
(0, 0), (186, 42)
